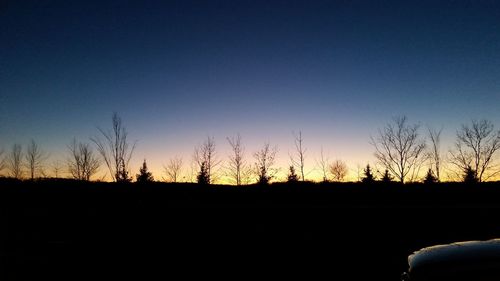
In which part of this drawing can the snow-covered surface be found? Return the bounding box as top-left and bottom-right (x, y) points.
(408, 239), (500, 271)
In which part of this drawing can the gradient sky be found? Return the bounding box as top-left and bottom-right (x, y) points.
(1, 0), (500, 181)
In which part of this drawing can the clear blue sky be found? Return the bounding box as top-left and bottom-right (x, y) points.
(1, 0), (500, 180)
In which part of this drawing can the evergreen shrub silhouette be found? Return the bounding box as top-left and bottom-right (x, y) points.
(463, 166), (478, 184)
(381, 169), (394, 183)
(197, 161), (210, 185)
(136, 159), (154, 183)
(287, 166), (299, 183)
(423, 168), (438, 184)
(362, 164), (375, 184)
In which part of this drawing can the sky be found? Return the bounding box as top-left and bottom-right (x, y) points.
(1, 0), (500, 182)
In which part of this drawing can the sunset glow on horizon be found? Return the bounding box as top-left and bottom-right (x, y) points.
(1, 1), (500, 183)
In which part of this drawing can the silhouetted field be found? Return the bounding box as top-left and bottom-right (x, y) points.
(2, 178), (500, 280)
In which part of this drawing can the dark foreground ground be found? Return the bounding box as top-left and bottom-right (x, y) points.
(2, 179), (500, 280)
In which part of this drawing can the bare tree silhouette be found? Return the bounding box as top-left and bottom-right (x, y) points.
(290, 131), (306, 181)
(187, 158), (199, 183)
(427, 126), (443, 182)
(329, 159), (348, 182)
(355, 163), (362, 182)
(117, 160), (132, 183)
(449, 119), (500, 182)
(226, 134), (251, 186)
(290, 131), (307, 181)
(163, 156), (183, 183)
(253, 142), (278, 185)
(0, 148), (5, 174)
(68, 139), (100, 181)
(25, 139), (47, 180)
(7, 144), (23, 179)
(371, 116), (426, 183)
(51, 160), (63, 178)
(91, 113), (136, 182)
(193, 136), (221, 184)
(315, 147), (330, 182)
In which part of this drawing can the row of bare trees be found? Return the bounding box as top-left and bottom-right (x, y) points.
(0, 113), (134, 182)
(68, 139), (100, 181)
(0, 141), (48, 180)
(192, 116), (499, 184)
(371, 116), (500, 183)
(224, 135), (279, 185)
(191, 135), (279, 185)
(192, 132), (350, 185)
(1, 113), (499, 184)
(449, 119), (500, 182)
(371, 116), (427, 184)
(180, 135), (279, 185)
